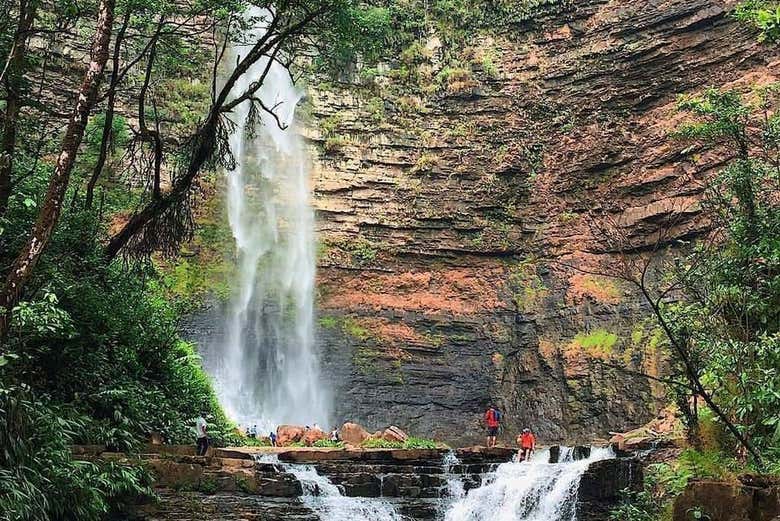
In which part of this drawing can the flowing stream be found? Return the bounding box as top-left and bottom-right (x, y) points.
(202, 8), (329, 431)
(443, 447), (614, 521)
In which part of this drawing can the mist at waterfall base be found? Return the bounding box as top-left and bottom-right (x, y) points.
(200, 9), (330, 433)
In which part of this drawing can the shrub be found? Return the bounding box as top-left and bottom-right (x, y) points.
(313, 439), (345, 448)
(0, 387), (153, 521)
(361, 437), (403, 449)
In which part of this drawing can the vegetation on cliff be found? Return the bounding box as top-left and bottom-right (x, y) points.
(1, 0), (779, 519)
(0, 0), (421, 518)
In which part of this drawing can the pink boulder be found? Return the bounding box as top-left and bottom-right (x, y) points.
(277, 425), (305, 446)
(302, 427), (328, 446)
(383, 426), (409, 443)
(340, 422), (370, 446)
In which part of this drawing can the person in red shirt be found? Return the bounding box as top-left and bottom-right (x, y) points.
(484, 405), (501, 447)
(518, 428), (536, 461)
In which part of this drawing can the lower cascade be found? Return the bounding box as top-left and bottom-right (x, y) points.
(443, 447), (615, 521)
(259, 455), (403, 521)
(243, 446), (620, 521)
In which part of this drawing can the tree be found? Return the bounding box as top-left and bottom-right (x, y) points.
(0, 0), (115, 338)
(0, 0), (38, 217)
(572, 87), (780, 465)
(0, 0), (394, 337)
(103, 1), (393, 260)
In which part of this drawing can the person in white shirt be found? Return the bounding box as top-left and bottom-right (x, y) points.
(194, 413), (208, 456)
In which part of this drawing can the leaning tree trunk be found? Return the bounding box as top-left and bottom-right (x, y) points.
(0, 0), (115, 339)
(0, 0), (38, 217)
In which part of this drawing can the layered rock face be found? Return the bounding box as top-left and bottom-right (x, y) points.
(302, 0), (780, 444)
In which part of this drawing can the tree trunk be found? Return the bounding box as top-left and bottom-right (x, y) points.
(0, 0), (115, 339)
(0, 0), (38, 217)
(85, 9), (130, 209)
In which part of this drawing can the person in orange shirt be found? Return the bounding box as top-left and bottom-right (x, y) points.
(518, 428), (536, 461)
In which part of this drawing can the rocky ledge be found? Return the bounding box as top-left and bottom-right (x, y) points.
(74, 444), (642, 520)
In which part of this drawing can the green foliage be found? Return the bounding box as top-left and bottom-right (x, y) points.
(312, 438), (345, 448)
(403, 436), (438, 449)
(361, 437), (401, 448)
(0, 387), (153, 521)
(609, 450), (738, 521)
(198, 476), (218, 495)
(361, 436), (438, 449)
(669, 87), (780, 459)
(572, 329), (620, 356)
(2, 204), (235, 447)
(509, 257), (549, 313)
(735, 1), (780, 42)
(318, 316), (339, 329)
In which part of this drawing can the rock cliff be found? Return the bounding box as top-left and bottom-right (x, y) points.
(295, 0), (780, 443)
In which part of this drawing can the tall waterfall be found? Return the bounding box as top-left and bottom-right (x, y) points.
(202, 8), (330, 431)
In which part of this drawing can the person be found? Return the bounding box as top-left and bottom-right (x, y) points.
(194, 413), (208, 456)
(484, 405), (502, 448)
(269, 431), (277, 447)
(330, 427), (339, 442)
(519, 427), (536, 461)
(249, 424), (257, 439)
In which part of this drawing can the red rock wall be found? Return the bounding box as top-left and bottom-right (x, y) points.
(305, 0), (780, 443)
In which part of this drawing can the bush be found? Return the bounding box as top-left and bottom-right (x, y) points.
(361, 437), (403, 449)
(403, 436), (438, 449)
(360, 436), (438, 449)
(313, 439), (345, 448)
(0, 387), (153, 521)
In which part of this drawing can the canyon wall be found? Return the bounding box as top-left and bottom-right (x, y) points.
(294, 0), (780, 443)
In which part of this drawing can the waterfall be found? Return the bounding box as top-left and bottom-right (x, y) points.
(441, 450), (466, 502)
(258, 455), (403, 521)
(202, 7), (330, 432)
(443, 447), (614, 521)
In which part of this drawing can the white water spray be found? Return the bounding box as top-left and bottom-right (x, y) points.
(203, 8), (330, 431)
(258, 455), (403, 521)
(444, 447), (614, 521)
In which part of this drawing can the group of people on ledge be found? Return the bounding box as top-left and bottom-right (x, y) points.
(192, 406), (535, 458)
(484, 405), (537, 461)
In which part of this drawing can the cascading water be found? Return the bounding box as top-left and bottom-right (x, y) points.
(202, 8), (330, 431)
(257, 455), (403, 521)
(443, 447), (615, 521)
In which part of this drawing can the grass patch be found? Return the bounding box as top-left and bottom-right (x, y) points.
(571, 329), (619, 357)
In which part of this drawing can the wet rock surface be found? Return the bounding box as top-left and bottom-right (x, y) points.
(577, 458), (644, 520)
(123, 445), (642, 520)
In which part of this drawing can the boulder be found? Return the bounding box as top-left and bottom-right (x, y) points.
(672, 479), (780, 521)
(340, 422), (370, 446)
(302, 427), (328, 446)
(577, 458), (643, 519)
(383, 426), (409, 443)
(277, 425), (305, 446)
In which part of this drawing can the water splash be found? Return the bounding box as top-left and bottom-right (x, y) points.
(443, 446), (614, 521)
(202, 7), (330, 431)
(441, 450), (465, 502)
(257, 455), (402, 521)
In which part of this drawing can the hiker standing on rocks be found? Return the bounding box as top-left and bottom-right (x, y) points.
(518, 427), (536, 461)
(484, 405), (502, 448)
(194, 413), (208, 456)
